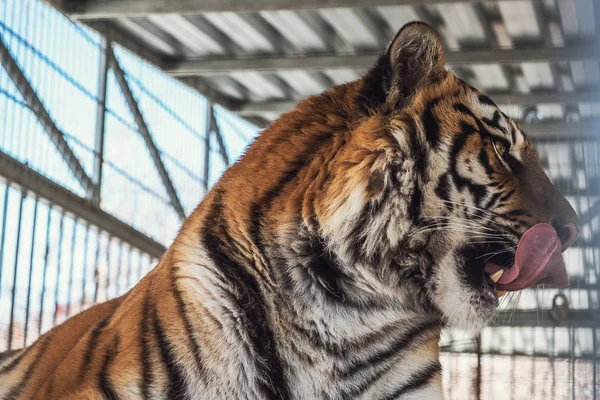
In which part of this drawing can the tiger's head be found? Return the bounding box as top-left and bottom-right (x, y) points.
(268, 22), (580, 332)
(215, 23), (580, 334)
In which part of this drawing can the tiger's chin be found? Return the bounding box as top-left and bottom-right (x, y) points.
(430, 245), (513, 332)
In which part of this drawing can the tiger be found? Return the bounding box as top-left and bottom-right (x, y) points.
(0, 22), (579, 400)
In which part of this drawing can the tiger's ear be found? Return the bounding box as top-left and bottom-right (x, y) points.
(358, 22), (446, 114)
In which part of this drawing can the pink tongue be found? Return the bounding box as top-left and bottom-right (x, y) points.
(484, 223), (568, 291)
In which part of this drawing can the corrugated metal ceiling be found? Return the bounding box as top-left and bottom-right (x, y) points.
(50, 0), (600, 126)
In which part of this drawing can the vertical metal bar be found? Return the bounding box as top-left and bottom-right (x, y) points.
(92, 37), (109, 205)
(510, 354), (515, 400)
(80, 223), (90, 311)
(115, 239), (123, 297)
(210, 106), (229, 166)
(475, 334), (482, 400)
(7, 190), (24, 350)
(530, 342), (535, 398)
(0, 184), (10, 301)
(38, 206), (52, 337)
(53, 214), (65, 327)
(104, 235), (112, 300)
(65, 219), (77, 317)
(23, 197), (39, 347)
(551, 327), (556, 400)
(204, 104), (212, 192)
(135, 249), (143, 285)
(571, 327), (575, 399)
(93, 232), (101, 305)
(593, 328), (597, 400)
(125, 244), (133, 290)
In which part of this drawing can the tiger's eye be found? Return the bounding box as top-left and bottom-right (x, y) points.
(494, 141), (508, 157)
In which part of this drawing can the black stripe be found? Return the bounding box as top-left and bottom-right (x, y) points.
(498, 188), (516, 204)
(453, 104), (493, 141)
(483, 191), (503, 210)
(170, 268), (204, 378)
(99, 335), (121, 400)
(338, 321), (421, 398)
(509, 121), (517, 144)
(140, 290), (153, 400)
(343, 365), (392, 399)
(0, 349), (29, 375)
(482, 110), (503, 132)
(303, 235), (347, 301)
(406, 118), (425, 224)
(506, 209), (530, 217)
(379, 361), (442, 400)
(4, 336), (51, 400)
(478, 94), (496, 107)
(347, 184), (392, 265)
(152, 304), (189, 400)
(422, 99), (441, 148)
(478, 147), (495, 177)
(203, 194), (290, 400)
(79, 314), (111, 382)
(340, 320), (440, 379)
(407, 186), (423, 224)
(434, 173), (452, 207)
(249, 161), (306, 267)
(470, 184), (488, 208)
(448, 121), (488, 207)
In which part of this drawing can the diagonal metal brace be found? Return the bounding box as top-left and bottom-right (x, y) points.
(209, 105), (229, 166)
(108, 47), (186, 221)
(0, 34), (95, 195)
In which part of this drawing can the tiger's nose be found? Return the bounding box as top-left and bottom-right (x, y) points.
(552, 219), (580, 252)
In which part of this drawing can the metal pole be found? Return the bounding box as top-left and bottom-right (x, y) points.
(210, 106), (229, 166)
(204, 103), (213, 192)
(0, 184), (9, 303)
(23, 197), (39, 346)
(91, 36), (109, 205)
(65, 219), (78, 317)
(53, 214), (65, 327)
(475, 334), (482, 400)
(93, 232), (101, 304)
(38, 206), (52, 337)
(104, 235), (112, 300)
(7, 191), (25, 350)
(80, 224), (91, 311)
(108, 47), (186, 220)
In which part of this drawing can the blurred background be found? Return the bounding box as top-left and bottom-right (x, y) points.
(0, 0), (598, 398)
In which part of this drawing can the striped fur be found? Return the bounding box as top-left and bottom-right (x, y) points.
(0, 22), (578, 399)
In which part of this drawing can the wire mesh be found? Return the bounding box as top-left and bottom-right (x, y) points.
(0, 0), (257, 352)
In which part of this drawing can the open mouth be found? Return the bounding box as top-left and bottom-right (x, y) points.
(483, 223), (569, 294)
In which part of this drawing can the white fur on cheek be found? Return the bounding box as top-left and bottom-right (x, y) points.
(322, 185), (366, 242)
(431, 251), (496, 332)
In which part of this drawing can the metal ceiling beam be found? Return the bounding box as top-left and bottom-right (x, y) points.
(0, 33), (95, 196)
(62, 0), (546, 19)
(441, 348), (599, 361)
(236, 92), (600, 117)
(492, 309), (600, 328)
(166, 45), (600, 76)
(108, 48), (187, 221)
(0, 149), (165, 259)
(71, 21), (242, 111)
(524, 119), (600, 139)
